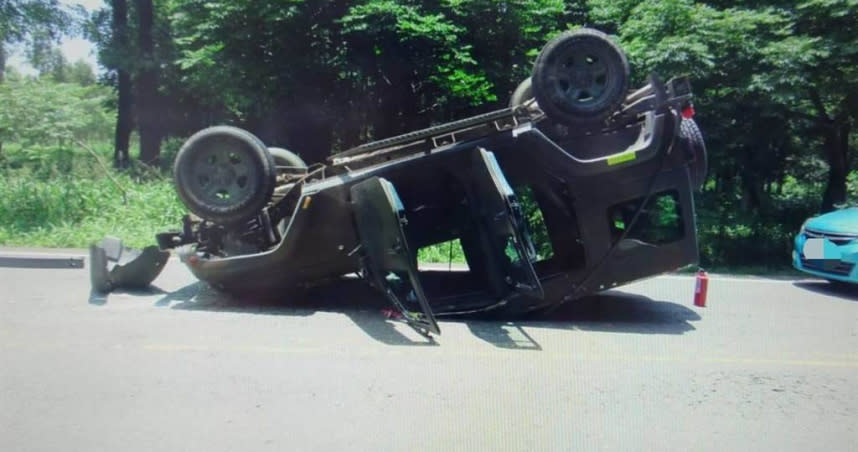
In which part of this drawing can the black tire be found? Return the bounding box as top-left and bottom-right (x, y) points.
(174, 126), (276, 225)
(509, 77), (533, 108)
(268, 147), (307, 168)
(532, 28), (629, 125)
(678, 118), (708, 190)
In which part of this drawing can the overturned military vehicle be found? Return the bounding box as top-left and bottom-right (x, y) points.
(97, 29), (707, 337)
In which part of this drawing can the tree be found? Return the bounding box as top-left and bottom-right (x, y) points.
(135, 0), (160, 165)
(168, 0), (361, 162)
(167, 0), (568, 161)
(30, 48), (97, 85)
(441, 0), (568, 108)
(109, 0), (133, 169)
(338, 1), (495, 139)
(0, 0), (74, 157)
(29, 45), (69, 81)
(591, 0), (797, 208)
(757, 0), (858, 211)
(67, 59), (96, 86)
(0, 0), (74, 82)
(0, 76), (115, 169)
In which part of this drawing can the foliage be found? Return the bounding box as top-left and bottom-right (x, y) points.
(27, 45), (96, 85)
(418, 239), (466, 264)
(587, 0), (857, 266)
(159, 0), (570, 160)
(0, 164), (185, 249)
(0, 0), (81, 82)
(0, 0), (77, 49)
(0, 76), (115, 171)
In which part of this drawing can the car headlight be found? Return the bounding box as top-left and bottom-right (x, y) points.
(799, 219), (810, 234)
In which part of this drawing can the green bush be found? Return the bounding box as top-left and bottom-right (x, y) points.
(0, 77), (115, 171)
(418, 239), (466, 264)
(693, 174), (828, 269)
(0, 165), (186, 249)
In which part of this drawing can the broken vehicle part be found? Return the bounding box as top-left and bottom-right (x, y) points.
(90, 236), (169, 293)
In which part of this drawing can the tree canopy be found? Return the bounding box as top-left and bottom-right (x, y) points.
(0, 0), (81, 81)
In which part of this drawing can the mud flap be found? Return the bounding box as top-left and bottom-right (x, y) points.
(467, 148), (544, 300)
(89, 236), (170, 294)
(351, 177), (440, 337)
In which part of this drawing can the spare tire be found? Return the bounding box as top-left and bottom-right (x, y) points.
(174, 126), (276, 225)
(679, 118), (708, 190)
(532, 28), (629, 125)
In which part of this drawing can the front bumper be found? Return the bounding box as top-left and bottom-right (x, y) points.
(792, 232), (858, 283)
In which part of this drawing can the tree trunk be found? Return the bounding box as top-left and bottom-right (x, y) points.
(136, 0), (161, 166)
(112, 0), (132, 169)
(0, 44), (6, 83)
(821, 122), (850, 212)
(1, 45), (5, 158)
(115, 70), (133, 169)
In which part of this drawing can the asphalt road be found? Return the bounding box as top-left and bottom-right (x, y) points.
(1, 255), (857, 451)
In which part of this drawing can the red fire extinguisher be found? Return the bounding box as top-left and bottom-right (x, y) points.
(694, 268), (709, 307)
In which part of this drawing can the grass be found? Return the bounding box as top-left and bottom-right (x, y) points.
(417, 238), (467, 264)
(0, 162), (186, 249)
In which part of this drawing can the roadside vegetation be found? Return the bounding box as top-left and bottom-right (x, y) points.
(1, 0), (856, 270)
(0, 71), (185, 248)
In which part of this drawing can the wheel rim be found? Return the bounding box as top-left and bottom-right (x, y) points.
(187, 140), (260, 207)
(545, 42), (614, 110)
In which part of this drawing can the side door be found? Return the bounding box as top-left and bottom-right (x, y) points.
(351, 177), (440, 337)
(464, 148), (544, 300)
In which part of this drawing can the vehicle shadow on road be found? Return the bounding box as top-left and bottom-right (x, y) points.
(88, 286), (168, 306)
(462, 291), (700, 350)
(529, 290), (701, 334)
(792, 280), (858, 301)
(144, 278), (698, 349)
(149, 279), (438, 346)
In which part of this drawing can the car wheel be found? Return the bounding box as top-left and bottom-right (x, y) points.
(509, 77), (533, 108)
(268, 147), (307, 168)
(174, 126), (276, 225)
(679, 118), (708, 190)
(532, 28), (629, 125)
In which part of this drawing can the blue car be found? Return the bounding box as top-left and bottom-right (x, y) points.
(793, 207), (858, 284)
